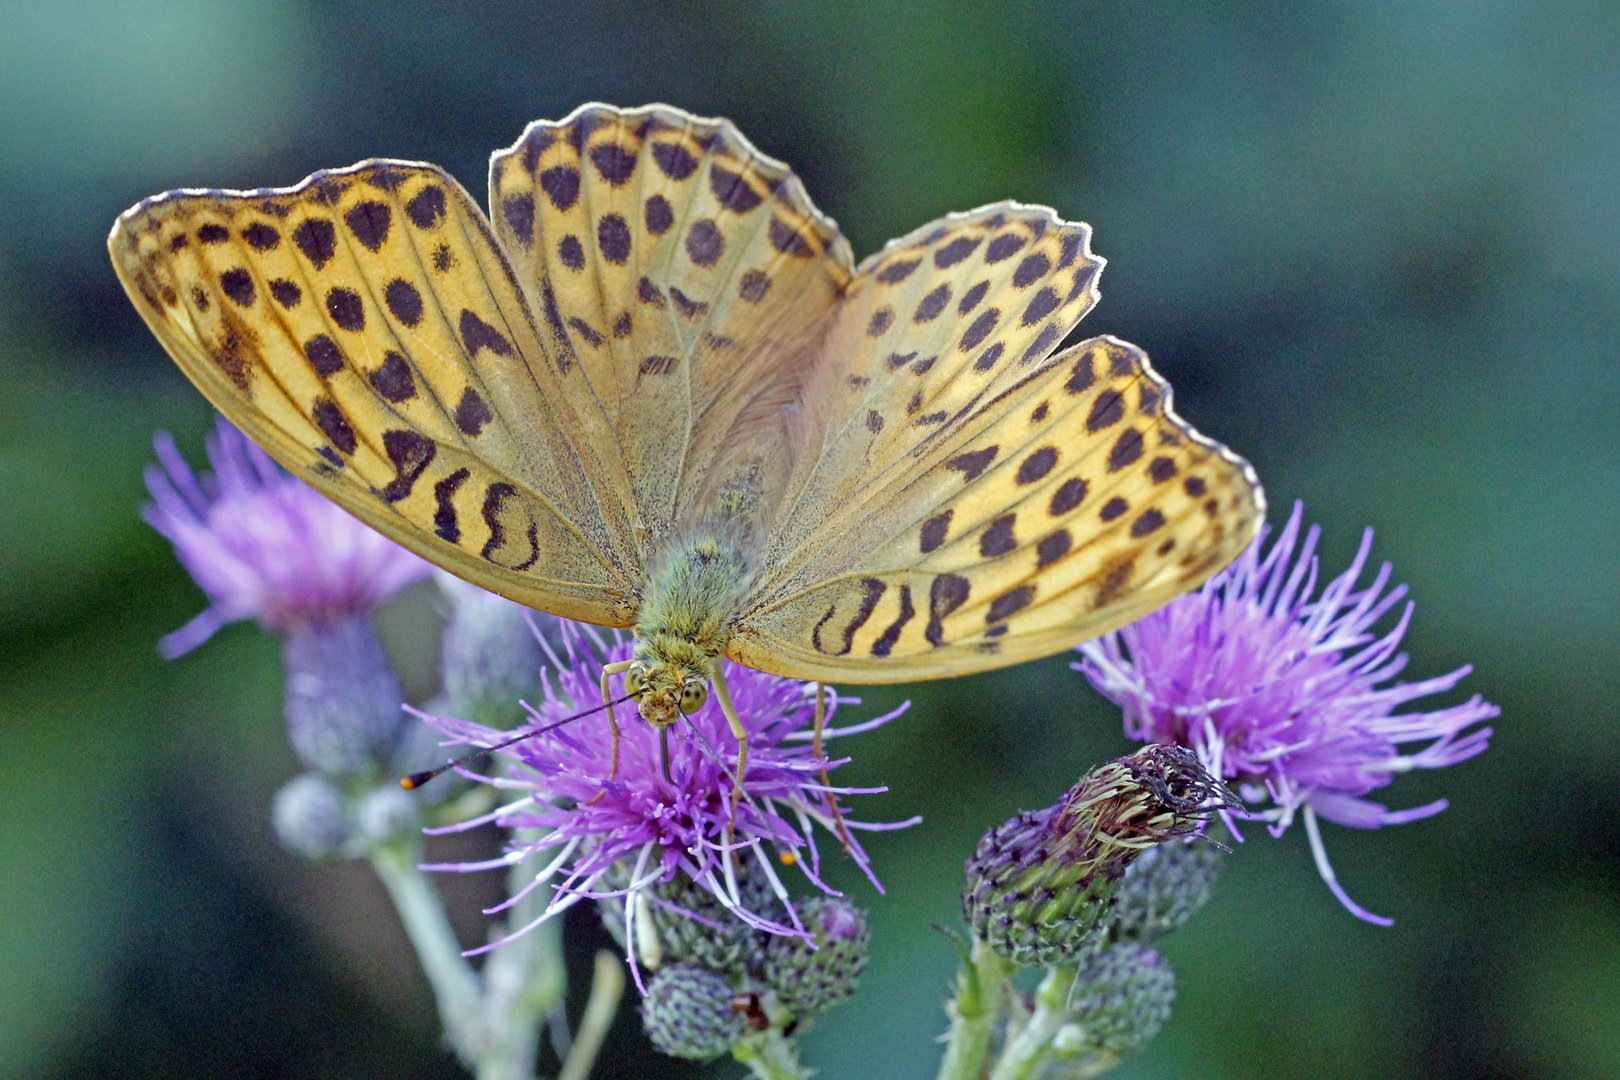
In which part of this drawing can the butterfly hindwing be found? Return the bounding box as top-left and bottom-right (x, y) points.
(109, 160), (642, 624)
(487, 103), (854, 543)
(732, 336), (1263, 679)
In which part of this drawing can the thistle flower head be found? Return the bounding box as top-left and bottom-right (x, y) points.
(1076, 502), (1497, 923)
(143, 417), (431, 656)
(419, 623), (914, 988)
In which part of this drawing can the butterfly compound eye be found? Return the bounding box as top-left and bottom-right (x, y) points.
(679, 681), (708, 715)
(626, 668), (646, 697)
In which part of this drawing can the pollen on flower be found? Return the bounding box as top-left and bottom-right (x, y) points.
(1075, 502), (1496, 924)
(414, 622), (916, 990)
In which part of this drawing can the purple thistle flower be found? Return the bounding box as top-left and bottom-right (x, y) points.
(144, 417), (432, 657)
(418, 623), (915, 988)
(1075, 502), (1496, 924)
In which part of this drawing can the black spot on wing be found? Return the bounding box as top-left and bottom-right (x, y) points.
(344, 201), (392, 251)
(269, 278), (302, 308)
(926, 574), (971, 646)
(652, 142), (697, 180)
(434, 468), (469, 542)
(312, 398), (356, 455)
(946, 446), (998, 482)
(460, 310), (514, 358)
(326, 287), (365, 332)
(502, 195), (534, 246)
(384, 279), (423, 327)
(645, 194), (674, 236)
(380, 430), (435, 502)
(686, 219), (724, 266)
(293, 219), (337, 268)
(711, 164), (763, 212)
(987, 585), (1034, 623)
(870, 584), (915, 658)
(220, 268), (254, 307)
(591, 143), (638, 185)
(1108, 428), (1145, 471)
(304, 334), (344, 376)
(405, 185), (446, 229)
(455, 387), (494, 435)
(539, 165), (580, 211)
(739, 269), (771, 302)
(369, 351), (416, 401)
(241, 222), (279, 250)
(934, 235), (980, 268)
(598, 214), (632, 264)
(558, 234), (585, 270)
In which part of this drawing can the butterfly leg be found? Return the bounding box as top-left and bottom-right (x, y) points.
(709, 664), (749, 823)
(589, 659), (633, 802)
(812, 682), (855, 854)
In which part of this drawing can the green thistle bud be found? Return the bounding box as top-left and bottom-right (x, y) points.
(641, 963), (748, 1060)
(599, 858), (780, 976)
(436, 573), (552, 730)
(963, 745), (1236, 966)
(271, 772), (349, 858)
(763, 897), (869, 1020)
(1112, 838), (1224, 942)
(1066, 943), (1175, 1052)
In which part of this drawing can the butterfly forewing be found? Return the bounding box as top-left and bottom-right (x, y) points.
(487, 103), (854, 542)
(109, 161), (642, 624)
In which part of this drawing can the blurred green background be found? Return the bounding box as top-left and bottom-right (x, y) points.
(2, 1), (1616, 1077)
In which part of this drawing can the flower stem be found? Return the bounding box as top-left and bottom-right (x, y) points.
(476, 831), (570, 1080)
(734, 1029), (812, 1080)
(369, 838), (485, 1063)
(936, 936), (1013, 1080)
(988, 965), (1076, 1080)
(557, 951), (624, 1080)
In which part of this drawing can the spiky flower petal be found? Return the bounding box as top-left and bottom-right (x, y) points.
(144, 418), (430, 656)
(419, 624), (914, 988)
(1076, 502), (1497, 924)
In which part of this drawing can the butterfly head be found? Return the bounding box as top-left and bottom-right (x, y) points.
(624, 660), (709, 728)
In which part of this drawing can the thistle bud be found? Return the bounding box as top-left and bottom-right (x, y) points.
(1067, 943), (1175, 1052)
(437, 573), (554, 730)
(272, 773), (349, 858)
(599, 858), (780, 977)
(355, 785), (418, 844)
(641, 963), (747, 1060)
(963, 745), (1235, 966)
(1112, 838), (1223, 942)
(762, 897), (869, 1020)
(282, 614), (405, 777)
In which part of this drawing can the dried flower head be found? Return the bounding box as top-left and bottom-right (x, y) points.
(963, 745), (1236, 966)
(1076, 502), (1496, 923)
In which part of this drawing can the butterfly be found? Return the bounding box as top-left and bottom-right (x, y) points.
(110, 102), (1263, 789)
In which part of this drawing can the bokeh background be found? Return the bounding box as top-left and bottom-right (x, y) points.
(2, 1), (1616, 1077)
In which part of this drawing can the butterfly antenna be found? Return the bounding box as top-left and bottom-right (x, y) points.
(401, 692), (640, 790)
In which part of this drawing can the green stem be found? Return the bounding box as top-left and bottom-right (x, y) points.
(988, 965), (1077, 1080)
(936, 937), (1013, 1080)
(557, 951), (625, 1080)
(476, 830), (570, 1080)
(369, 839), (485, 1064)
(734, 1029), (813, 1080)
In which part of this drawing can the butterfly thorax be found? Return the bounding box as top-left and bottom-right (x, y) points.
(630, 525), (754, 728)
